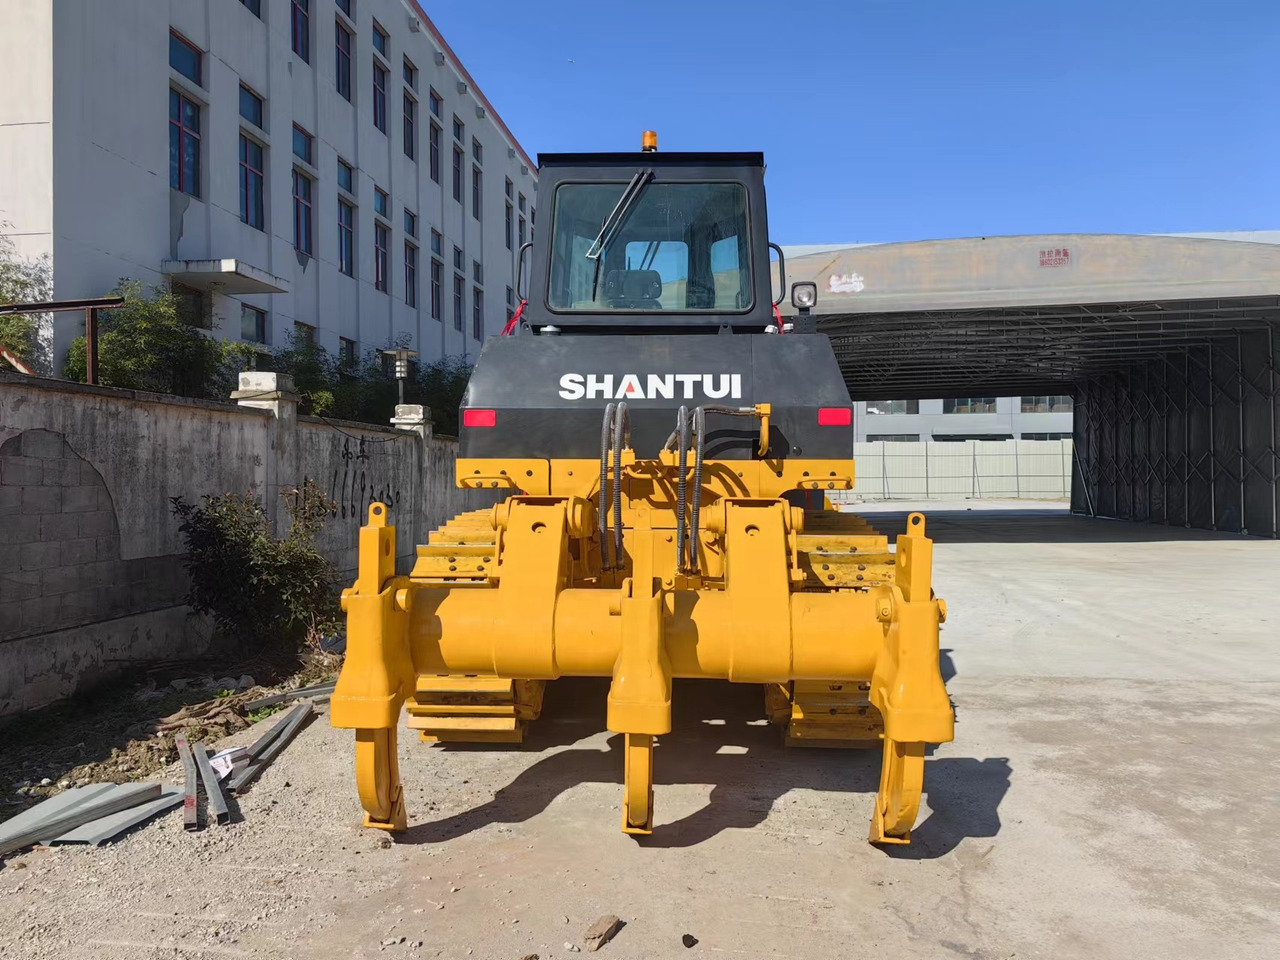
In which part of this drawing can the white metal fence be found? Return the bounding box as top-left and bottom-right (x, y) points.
(845, 439), (1073, 500)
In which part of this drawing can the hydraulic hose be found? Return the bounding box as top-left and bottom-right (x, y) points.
(612, 401), (630, 571)
(690, 406), (706, 577)
(674, 405), (689, 572)
(599, 402), (616, 571)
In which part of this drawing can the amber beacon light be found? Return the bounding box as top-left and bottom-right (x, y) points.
(641, 130), (658, 152)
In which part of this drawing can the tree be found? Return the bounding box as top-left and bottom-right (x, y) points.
(0, 231), (53, 374)
(63, 280), (238, 397)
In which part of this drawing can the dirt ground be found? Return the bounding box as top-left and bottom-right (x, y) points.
(2, 501), (1278, 960)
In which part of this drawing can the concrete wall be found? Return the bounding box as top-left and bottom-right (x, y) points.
(0, 371), (480, 716)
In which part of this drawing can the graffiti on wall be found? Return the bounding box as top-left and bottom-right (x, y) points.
(331, 436), (403, 521)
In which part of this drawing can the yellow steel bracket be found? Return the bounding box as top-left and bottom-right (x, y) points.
(722, 500), (793, 682)
(754, 403), (772, 458)
(607, 517), (671, 835)
(332, 503), (414, 831)
(867, 512), (953, 845)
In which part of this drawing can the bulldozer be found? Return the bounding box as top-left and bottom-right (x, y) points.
(331, 133), (953, 844)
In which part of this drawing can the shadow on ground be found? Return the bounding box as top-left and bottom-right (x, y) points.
(402, 678), (1009, 857)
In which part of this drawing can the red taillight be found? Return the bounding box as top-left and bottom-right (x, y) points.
(463, 408), (496, 428)
(817, 407), (852, 426)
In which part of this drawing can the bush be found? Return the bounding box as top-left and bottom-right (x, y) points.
(0, 230), (53, 374)
(170, 479), (341, 652)
(64, 280), (244, 398)
(269, 332), (472, 435)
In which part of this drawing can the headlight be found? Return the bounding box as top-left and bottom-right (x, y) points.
(791, 282), (817, 309)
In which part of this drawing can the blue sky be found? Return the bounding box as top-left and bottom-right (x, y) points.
(428, 0), (1278, 244)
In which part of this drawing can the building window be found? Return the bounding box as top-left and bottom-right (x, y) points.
(336, 0), (353, 17)
(943, 398), (998, 414)
(403, 56), (417, 89)
(339, 336), (356, 369)
(374, 222), (389, 293)
(504, 203), (513, 250)
(506, 285), (514, 319)
(294, 321), (315, 345)
(173, 283), (208, 329)
(404, 242), (418, 307)
(403, 209), (417, 238)
(430, 257), (443, 320)
(373, 63), (388, 133)
(241, 305), (267, 343)
(335, 20), (352, 101)
(530, 207), (535, 238)
(472, 137), (482, 163)
(428, 89), (441, 117)
(1021, 432), (1073, 441)
(452, 245), (463, 271)
(472, 287), (484, 341)
(240, 0), (262, 17)
(452, 273), (464, 331)
(337, 158), (354, 193)
(452, 116), (463, 141)
(403, 92), (416, 159)
(291, 0), (310, 63)
(238, 85), (264, 128)
(169, 91), (201, 197)
(473, 260), (483, 285)
(505, 178), (513, 200)
(430, 229), (442, 257)
(452, 147), (463, 203)
(866, 399), (919, 415)
(372, 20), (388, 57)
(428, 122), (441, 183)
(471, 166), (482, 220)
(338, 200), (355, 276)
(1020, 395), (1074, 414)
(238, 135), (264, 230)
(518, 192), (526, 213)
(866, 434), (919, 443)
(374, 186), (388, 218)
(292, 124), (313, 164)
(518, 214), (526, 246)
(292, 170), (313, 254)
(169, 30), (202, 84)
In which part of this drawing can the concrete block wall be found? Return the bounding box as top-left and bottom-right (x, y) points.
(0, 372), (479, 717)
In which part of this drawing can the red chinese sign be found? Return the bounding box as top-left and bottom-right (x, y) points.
(1039, 247), (1071, 268)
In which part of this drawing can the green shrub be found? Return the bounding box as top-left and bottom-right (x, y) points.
(170, 478), (341, 652)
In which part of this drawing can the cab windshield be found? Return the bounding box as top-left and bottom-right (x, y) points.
(547, 180), (752, 313)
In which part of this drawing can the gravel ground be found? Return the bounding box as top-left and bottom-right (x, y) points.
(2, 502), (1278, 960)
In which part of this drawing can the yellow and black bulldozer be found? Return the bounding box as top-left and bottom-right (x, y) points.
(332, 134), (953, 843)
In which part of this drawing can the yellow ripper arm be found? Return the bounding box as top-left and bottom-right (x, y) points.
(331, 502), (953, 844)
(330, 504), (413, 831)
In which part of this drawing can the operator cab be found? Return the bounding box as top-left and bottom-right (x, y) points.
(521, 141), (810, 335)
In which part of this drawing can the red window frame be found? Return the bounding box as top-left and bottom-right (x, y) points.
(374, 222), (389, 292)
(292, 170), (313, 254)
(335, 20), (352, 101)
(372, 63), (387, 133)
(169, 90), (201, 197)
(238, 134), (264, 229)
(291, 0), (310, 62)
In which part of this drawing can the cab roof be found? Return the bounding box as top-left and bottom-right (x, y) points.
(537, 151), (764, 168)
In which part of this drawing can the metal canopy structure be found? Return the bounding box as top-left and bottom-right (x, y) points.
(780, 233), (1280, 537)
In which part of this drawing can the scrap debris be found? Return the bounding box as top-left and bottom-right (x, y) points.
(1, 694), (320, 859)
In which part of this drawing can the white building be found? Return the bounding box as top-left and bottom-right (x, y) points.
(0, 0), (537, 371)
(854, 396), (1074, 442)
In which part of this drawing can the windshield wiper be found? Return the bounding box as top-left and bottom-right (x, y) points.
(586, 168), (653, 263)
